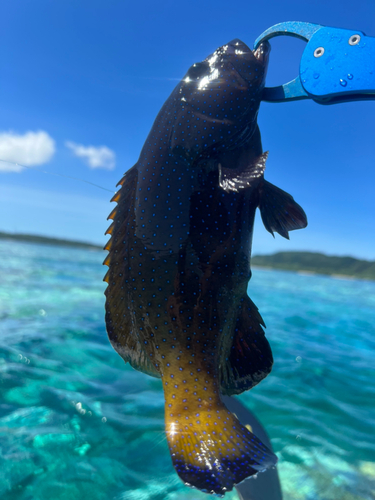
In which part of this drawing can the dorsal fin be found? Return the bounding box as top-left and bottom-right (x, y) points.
(103, 237), (113, 252)
(107, 206), (118, 221)
(110, 191), (121, 203)
(105, 221), (115, 236)
(103, 269), (110, 283)
(104, 165), (161, 379)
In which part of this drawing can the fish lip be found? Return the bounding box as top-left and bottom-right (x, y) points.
(253, 41), (271, 64)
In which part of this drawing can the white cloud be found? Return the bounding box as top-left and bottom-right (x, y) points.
(66, 141), (116, 170)
(0, 130), (56, 172)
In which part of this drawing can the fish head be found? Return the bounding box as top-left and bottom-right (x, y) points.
(171, 39), (270, 157)
(217, 38), (270, 82)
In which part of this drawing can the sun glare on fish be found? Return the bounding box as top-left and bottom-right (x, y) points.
(198, 68), (219, 90)
(207, 53), (219, 67)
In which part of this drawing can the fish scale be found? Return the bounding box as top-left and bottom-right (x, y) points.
(104, 38), (307, 495)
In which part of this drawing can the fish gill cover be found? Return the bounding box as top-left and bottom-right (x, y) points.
(103, 38), (307, 495)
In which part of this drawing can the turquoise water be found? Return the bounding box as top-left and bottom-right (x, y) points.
(1, 240), (375, 500)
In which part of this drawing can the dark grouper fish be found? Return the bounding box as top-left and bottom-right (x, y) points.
(104, 39), (307, 495)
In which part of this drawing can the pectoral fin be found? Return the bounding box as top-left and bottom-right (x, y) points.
(259, 180), (308, 239)
(219, 152), (268, 192)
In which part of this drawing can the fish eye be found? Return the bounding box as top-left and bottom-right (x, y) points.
(187, 62), (209, 79)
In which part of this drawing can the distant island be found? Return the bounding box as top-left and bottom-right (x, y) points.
(252, 252), (375, 281)
(1, 232), (374, 281)
(0, 231), (103, 250)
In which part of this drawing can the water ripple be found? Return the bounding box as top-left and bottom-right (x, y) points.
(0, 241), (374, 499)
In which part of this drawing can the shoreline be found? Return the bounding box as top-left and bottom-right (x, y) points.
(251, 265), (374, 282)
(1, 231), (374, 282)
(252, 251), (375, 281)
(0, 231), (103, 251)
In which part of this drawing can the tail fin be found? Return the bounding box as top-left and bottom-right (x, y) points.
(165, 399), (277, 496)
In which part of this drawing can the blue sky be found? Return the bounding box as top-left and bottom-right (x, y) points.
(1, 0), (375, 259)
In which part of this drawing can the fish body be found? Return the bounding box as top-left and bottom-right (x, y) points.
(104, 39), (307, 495)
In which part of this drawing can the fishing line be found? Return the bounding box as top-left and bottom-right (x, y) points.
(0, 159), (115, 193)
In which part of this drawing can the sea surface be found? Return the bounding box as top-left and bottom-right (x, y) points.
(1, 240), (375, 500)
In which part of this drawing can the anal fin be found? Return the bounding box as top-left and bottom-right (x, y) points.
(220, 296), (273, 396)
(259, 180), (307, 239)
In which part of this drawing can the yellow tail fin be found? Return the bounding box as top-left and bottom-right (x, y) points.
(165, 398), (277, 496)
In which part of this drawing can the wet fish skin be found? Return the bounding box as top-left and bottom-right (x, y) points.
(104, 39), (307, 495)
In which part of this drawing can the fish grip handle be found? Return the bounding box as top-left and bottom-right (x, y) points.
(254, 21), (375, 105)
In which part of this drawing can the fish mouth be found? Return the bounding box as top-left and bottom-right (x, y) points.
(253, 41), (271, 64)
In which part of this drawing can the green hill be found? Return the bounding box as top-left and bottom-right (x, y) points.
(1, 232), (374, 280)
(252, 252), (375, 280)
(0, 231), (102, 250)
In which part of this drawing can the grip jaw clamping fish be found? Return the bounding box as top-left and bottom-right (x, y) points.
(254, 21), (375, 105)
